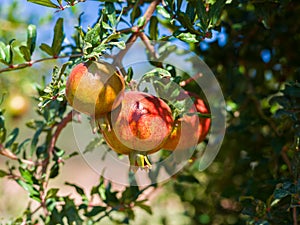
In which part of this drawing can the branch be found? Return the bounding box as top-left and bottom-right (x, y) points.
(293, 207), (298, 225)
(55, 0), (86, 11)
(113, 0), (161, 68)
(180, 73), (204, 87)
(281, 145), (292, 174)
(138, 32), (157, 59)
(0, 53), (83, 74)
(42, 110), (75, 174)
(0, 144), (36, 166)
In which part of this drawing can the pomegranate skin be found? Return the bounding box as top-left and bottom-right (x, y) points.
(162, 91), (211, 151)
(65, 61), (125, 118)
(101, 91), (174, 155)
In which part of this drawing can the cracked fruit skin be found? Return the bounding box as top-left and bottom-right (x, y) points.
(65, 61), (125, 118)
(101, 91), (174, 155)
(162, 91), (211, 151)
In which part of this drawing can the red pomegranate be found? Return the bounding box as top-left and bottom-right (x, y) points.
(99, 91), (174, 169)
(162, 91), (211, 151)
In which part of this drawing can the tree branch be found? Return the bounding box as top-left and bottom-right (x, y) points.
(113, 0), (161, 69)
(41, 110), (75, 175)
(293, 207), (298, 225)
(0, 144), (36, 166)
(0, 53), (83, 74)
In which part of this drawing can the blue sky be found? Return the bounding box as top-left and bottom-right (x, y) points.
(0, 0), (229, 51)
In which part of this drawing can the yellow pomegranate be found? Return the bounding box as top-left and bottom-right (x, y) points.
(65, 61), (125, 118)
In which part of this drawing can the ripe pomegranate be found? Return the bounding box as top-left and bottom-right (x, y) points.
(99, 91), (174, 169)
(162, 91), (211, 151)
(65, 61), (125, 118)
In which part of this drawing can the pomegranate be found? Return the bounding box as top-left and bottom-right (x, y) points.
(162, 91), (211, 151)
(65, 61), (125, 118)
(99, 91), (174, 169)
(6, 94), (29, 118)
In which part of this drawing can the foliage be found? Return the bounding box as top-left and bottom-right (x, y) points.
(0, 0), (300, 224)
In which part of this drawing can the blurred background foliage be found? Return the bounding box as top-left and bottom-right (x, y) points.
(0, 0), (300, 224)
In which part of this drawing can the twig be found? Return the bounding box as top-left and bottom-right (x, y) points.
(113, 0), (162, 68)
(281, 145), (292, 174)
(180, 73), (204, 87)
(138, 32), (163, 68)
(55, 0), (86, 11)
(96, 208), (114, 222)
(293, 207), (298, 225)
(37, 110), (76, 217)
(42, 110), (75, 174)
(0, 144), (36, 166)
(0, 53), (83, 74)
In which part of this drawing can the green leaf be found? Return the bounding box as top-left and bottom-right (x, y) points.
(121, 186), (140, 204)
(30, 126), (43, 156)
(0, 169), (7, 178)
(54, 147), (65, 158)
(156, 5), (171, 19)
(177, 12), (201, 35)
(19, 46), (31, 62)
(104, 33), (121, 43)
(49, 163), (59, 179)
(27, 24), (37, 54)
(177, 174), (200, 183)
(274, 188), (290, 200)
(194, 0), (209, 31)
(46, 188), (59, 199)
(84, 206), (106, 217)
(8, 40), (15, 65)
(0, 41), (9, 65)
(19, 167), (34, 184)
(283, 84), (300, 98)
(52, 18), (64, 56)
(135, 201), (152, 215)
(62, 197), (84, 225)
(142, 68), (172, 79)
(137, 16), (146, 28)
(84, 137), (104, 154)
(5, 128), (19, 148)
(0, 113), (6, 143)
(269, 95), (291, 108)
(65, 182), (85, 197)
(101, 21), (112, 30)
(149, 16), (158, 40)
(186, 2), (196, 22)
(0, 92), (6, 106)
(40, 43), (54, 56)
(64, 151), (79, 160)
(105, 2), (117, 28)
(130, 1), (141, 24)
(84, 24), (101, 47)
(27, 0), (60, 8)
(126, 67), (133, 83)
(208, 0), (226, 27)
(174, 32), (198, 43)
(109, 41), (126, 50)
(16, 179), (40, 198)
